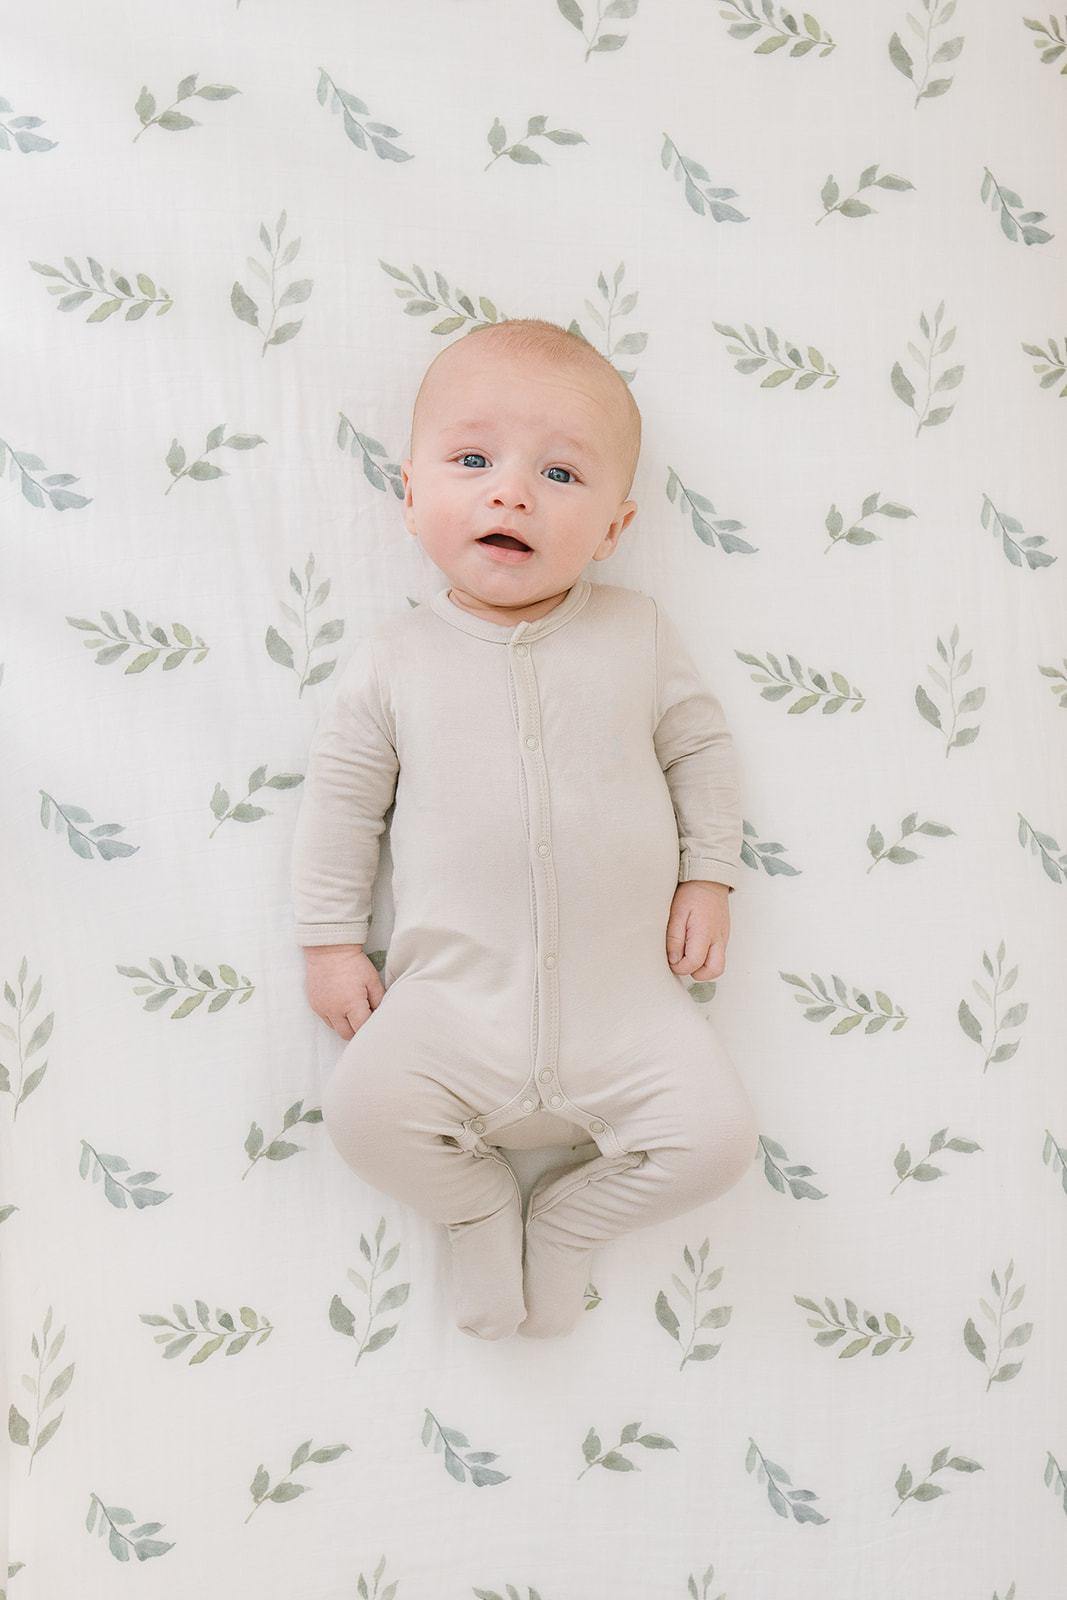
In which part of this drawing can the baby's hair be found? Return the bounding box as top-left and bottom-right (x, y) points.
(410, 317), (642, 500)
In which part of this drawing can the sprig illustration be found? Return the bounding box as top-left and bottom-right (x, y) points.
(889, 1), (964, 108)
(266, 551), (345, 694)
(209, 766), (303, 838)
(165, 425), (265, 493)
(958, 939), (1028, 1074)
(421, 1409), (510, 1486)
(485, 113), (586, 171)
(29, 256), (173, 321)
(718, 1), (836, 55)
(329, 1216), (411, 1365)
(666, 466), (757, 554)
(0, 433), (92, 510)
(1017, 810), (1067, 882)
(243, 1098), (322, 1178)
(780, 969), (907, 1034)
(1041, 1127), (1067, 1194)
(915, 623), (985, 754)
(686, 1565), (725, 1600)
(85, 1491), (174, 1561)
(758, 1134), (827, 1200)
(891, 300), (963, 434)
(67, 610), (209, 671)
(245, 1439), (350, 1522)
(1024, 13), (1067, 69)
(39, 791), (140, 860)
(822, 490), (915, 552)
(796, 1294), (914, 1357)
(336, 417), (406, 496)
(314, 69), (413, 161)
(133, 73), (239, 141)
(1023, 333), (1067, 396)
(655, 1238), (732, 1369)
(116, 956), (254, 1017)
(0, 957), (53, 1121)
(7, 1306), (74, 1475)
(78, 1141), (171, 1209)
(578, 1420), (677, 1478)
(735, 648), (864, 712)
(659, 133), (748, 221)
(980, 490), (1057, 570)
(892, 1447), (982, 1514)
(0, 94), (57, 153)
(555, 0), (640, 61)
(745, 1438), (829, 1522)
(1045, 1452), (1067, 1515)
(981, 165), (1054, 245)
(714, 321), (838, 388)
(352, 1555), (397, 1599)
(816, 163), (914, 223)
(139, 1300), (273, 1363)
(569, 262), (645, 382)
(231, 210), (313, 356)
(891, 1126), (981, 1192)
(866, 810), (955, 872)
(964, 1259), (1031, 1389)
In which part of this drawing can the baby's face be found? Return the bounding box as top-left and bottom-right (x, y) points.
(401, 348), (637, 607)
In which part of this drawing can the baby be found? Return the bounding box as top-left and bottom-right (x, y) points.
(290, 318), (759, 1341)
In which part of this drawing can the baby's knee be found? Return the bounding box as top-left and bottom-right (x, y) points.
(676, 1105), (760, 1203)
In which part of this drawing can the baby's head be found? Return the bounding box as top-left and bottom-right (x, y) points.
(401, 319), (640, 605)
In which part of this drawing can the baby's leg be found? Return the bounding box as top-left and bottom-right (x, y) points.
(519, 1018), (758, 1339)
(321, 999), (526, 1342)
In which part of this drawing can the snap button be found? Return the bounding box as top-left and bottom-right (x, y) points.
(471, 1119), (485, 1133)
(590, 1119), (605, 1133)
(550, 1094), (563, 1106)
(538, 1069), (551, 1081)
(522, 1098), (534, 1111)
(544, 954), (556, 969)
(525, 735), (538, 749)
(537, 841), (549, 856)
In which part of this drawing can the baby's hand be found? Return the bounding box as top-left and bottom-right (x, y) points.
(666, 881), (731, 980)
(303, 945), (385, 1040)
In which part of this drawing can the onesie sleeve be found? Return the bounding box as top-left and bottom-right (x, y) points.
(289, 634), (400, 946)
(652, 599), (745, 893)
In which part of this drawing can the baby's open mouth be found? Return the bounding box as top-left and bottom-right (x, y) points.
(478, 533), (532, 551)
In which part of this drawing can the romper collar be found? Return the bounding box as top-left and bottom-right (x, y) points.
(428, 577), (592, 643)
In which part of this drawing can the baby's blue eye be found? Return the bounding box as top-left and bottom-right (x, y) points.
(457, 452), (575, 484)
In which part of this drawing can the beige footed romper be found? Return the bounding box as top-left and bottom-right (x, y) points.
(290, 577), (759, 1340)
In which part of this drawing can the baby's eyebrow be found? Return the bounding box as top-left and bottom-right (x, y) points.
(441, 421), (602, 466)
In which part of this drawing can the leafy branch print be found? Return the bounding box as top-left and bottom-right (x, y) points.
(0, 92), (57, 153)
(686, 1565), (725, 1600)
(39, 791), (140, 859)
(7, 1306), (74, 1475)
(1043, 1453), (1067, 1516)
(889, 1), (964, 108)
(140, 1300), (273, 1363)
(243, 1098), (322, 1178)
(735, 647), (864, 712)
(957, 940), (1028, 1073)
(556, 0), (640, 61)
(1017, 810), (1067, 882)
(891, 1446), (982, 1514)
(67, 609), (209, 671)
(485, 113), (586, 170)
(116, 956), (254, 1017)
(822, 490), (915, 551)
(915, 623), (985, 754)
(981, 165), (1054, 245)
(891, 1125), (980, 1192)
(1041, 1127), (1067, 1195)
(30, 255), (173, 321)
(578, 1420), (677, 1477)
(245, 1439), (350, 1522)
(816, 163), (914, 223)
(336, 417), (405, 496)
(866, 810), (955, 872)
(314, 69), (413, 162)
(0, 433), (92, 509)
(666, 466), (756, 553)
(745, 1438), (829, 1521)
(964, 1259), (1031, 1389)
(353, 1555), (397, 1599)
(266, 550), (345, 694)
(891, 300), (963, 434)
(231, 210), (313, 356)
(795, 1293), (915, 1356)
(133, 73), (239, 141)
(758, 1134), (827, 1200)
(718, 1), (836, 55)
(329, 1216), (411, 1365)
(0, 957), (53, 1121)
(85, 1490), (174, 1561)
(209, 765), (303, 838)
(1023, 333), (1067, 396)
(1024, 13), (1067, 69)
(79, 1140), (171, 1209)
(421, 1409), (510, 1485)
(714, 321), (838, 387)
(980, 490), (1057, 570)
(165, 425), (265, 493)
(570, 261), (645, 382)
(781, 969), (907, 1034)
(654, 1238), (732, 1368)
(659, 134), (748, 221)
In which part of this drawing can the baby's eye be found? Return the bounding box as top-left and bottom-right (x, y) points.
(456, 452), (576, 484)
